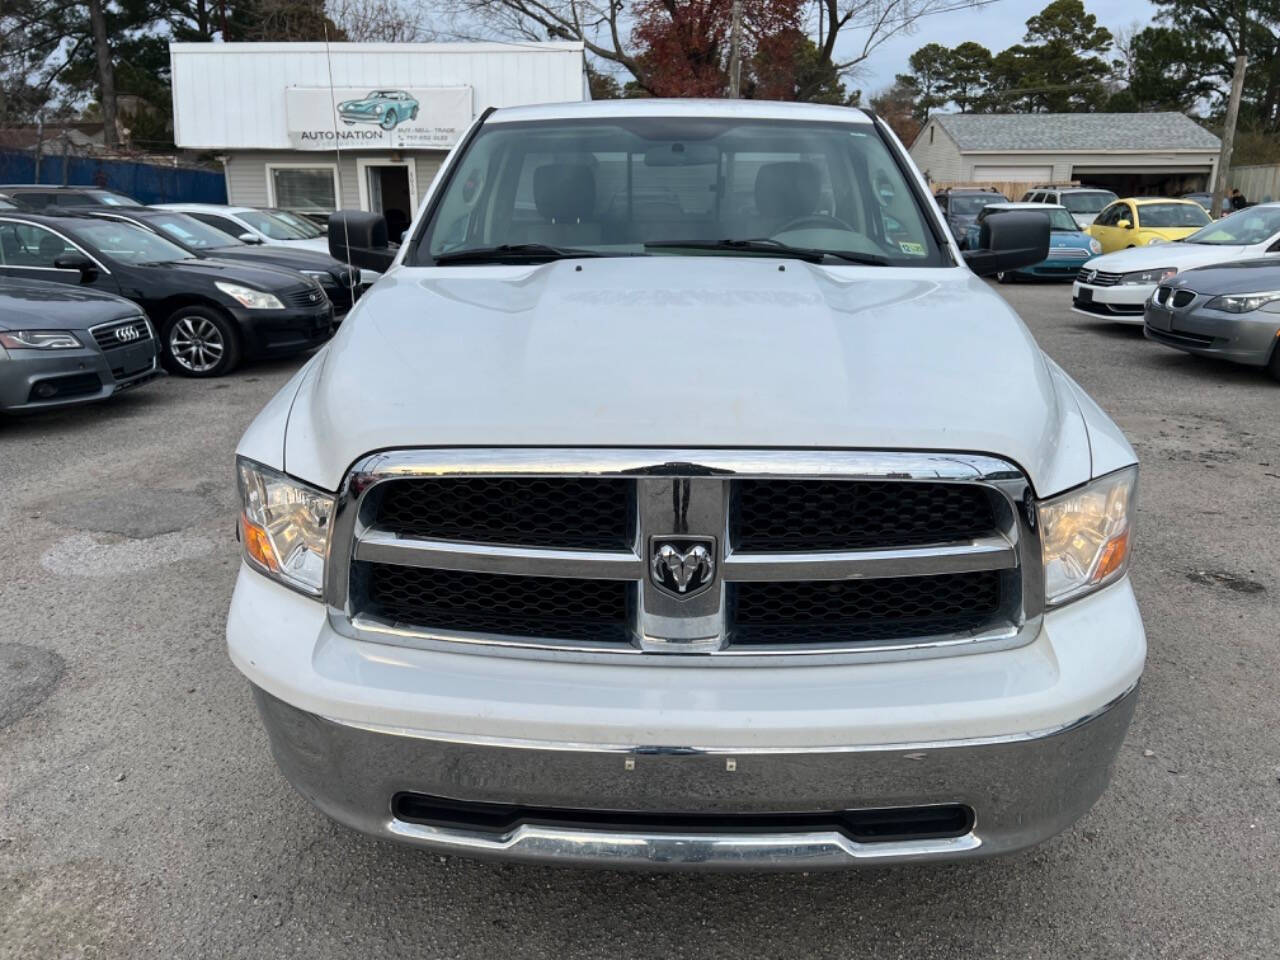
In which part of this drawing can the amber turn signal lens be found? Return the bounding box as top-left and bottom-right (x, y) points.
(241, 512), (279, 573)
(1092, 530), (1129, 584)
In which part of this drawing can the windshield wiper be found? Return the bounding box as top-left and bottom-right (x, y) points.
(432, 243), (606, 265)
(644, 238), (889, 266)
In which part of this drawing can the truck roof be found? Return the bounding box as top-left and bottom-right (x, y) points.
(488, 99), (874, 126)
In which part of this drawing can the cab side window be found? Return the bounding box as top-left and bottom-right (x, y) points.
(0, 221), (75, 267)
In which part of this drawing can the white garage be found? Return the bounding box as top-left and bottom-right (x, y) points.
(910, 112), (1221, 196)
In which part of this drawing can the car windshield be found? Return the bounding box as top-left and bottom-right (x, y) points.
(1137, 202), (1211, 229)
(1061, 191), (1116, 214)
(148, 213), (242, 249)
(420, 116), (945, 266)
(238, 210), (312, 240)
(87, 190), (136, 206)
(1183, 206), (1280, 245)
(269, 209), (325, 237)
(948, 195), (1004, 216)
(1040, 208), (1080, 231)
(73, 220), (195, 264)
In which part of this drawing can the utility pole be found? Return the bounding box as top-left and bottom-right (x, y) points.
(1213, 50), (1244, 217)
(87, 0), (119, 148)
(728, 0), (742, 99)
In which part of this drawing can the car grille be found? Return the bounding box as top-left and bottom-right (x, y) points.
(90, 316), (152, 352)
(732, 479), (994, 551)
(330, 451), (1031, 660)
(1077, 269), (1123, 286)
(280, 283), (327, 309)
(1048, 247), (1091, 259)
(1073, 298), (1144, 316)
(1171, 290), (1196, 308)
(373, 477), (634, 549)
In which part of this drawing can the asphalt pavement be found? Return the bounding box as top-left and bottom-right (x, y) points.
(2, 282), (1278, 959)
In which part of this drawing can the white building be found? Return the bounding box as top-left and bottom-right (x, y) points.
(169, 41), (587, 231)
(910, 112), (1221, 196)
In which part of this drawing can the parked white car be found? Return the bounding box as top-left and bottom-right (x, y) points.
(1072, 204), (1280, 323)
(228, 99), (1144, 870)
(154, 203), (380, 285)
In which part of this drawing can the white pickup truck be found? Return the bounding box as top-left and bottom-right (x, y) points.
(228, 100), (1145, 870)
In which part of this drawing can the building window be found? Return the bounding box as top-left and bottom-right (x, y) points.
(267, 165), (338, 213)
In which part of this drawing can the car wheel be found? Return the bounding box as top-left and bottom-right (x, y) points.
(163, 306), (240, 378)
(1268, 345), (1280, 383)
(996, 270), (1014, 284)
(411, 106), (418, 120)
(380, 110), (397, 130)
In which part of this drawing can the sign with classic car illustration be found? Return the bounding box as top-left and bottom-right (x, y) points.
(285, 86), (472, 151)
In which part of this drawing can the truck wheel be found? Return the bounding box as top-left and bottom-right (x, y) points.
(163, 306), (240, 378)
(380, 110), (398, 130)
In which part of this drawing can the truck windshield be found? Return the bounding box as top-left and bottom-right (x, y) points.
(419, 116), (945, 266)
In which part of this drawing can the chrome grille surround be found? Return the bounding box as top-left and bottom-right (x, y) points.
(325, 449), (1043, 666)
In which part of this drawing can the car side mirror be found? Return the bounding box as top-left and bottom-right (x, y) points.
(962, 211), (1050, 278)
(328, 210), (396, 272)
(53, 251), (97, 283)
(238, 232), (264, 245)
(1117, 219), (1132, 230)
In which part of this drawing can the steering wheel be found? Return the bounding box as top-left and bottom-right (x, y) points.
(775, 213), (856, 233)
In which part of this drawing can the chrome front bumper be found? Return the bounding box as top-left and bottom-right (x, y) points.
(252, 682), (1138, 870)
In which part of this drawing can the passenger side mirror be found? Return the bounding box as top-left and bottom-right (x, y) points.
(53, 251), (97, 283)
(238, 232), (264, 245)
(962, 211), (1050, 278)
(1117, 219), (1132, 230)
(328, 210), (396, 272)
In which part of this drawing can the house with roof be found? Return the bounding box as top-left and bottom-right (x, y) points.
(909, 113), (1222, 197)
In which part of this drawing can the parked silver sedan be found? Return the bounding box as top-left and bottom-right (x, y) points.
(1145, 260), (1280, 380)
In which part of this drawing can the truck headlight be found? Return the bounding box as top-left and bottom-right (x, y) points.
(1039, 466), (1137, 606)
(1120, 267), (1175, 285)
(1205, 291), (1280, 314)
(0, 330), (82, 350)
(215, 281), (284, 310)
(237, 457), (333, 597)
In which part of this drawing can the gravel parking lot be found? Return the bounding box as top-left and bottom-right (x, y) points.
(2, 281), (1278, 959)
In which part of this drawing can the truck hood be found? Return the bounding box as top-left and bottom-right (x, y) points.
(282, 258), (1099, 495)
(1088, 241), (1252, 273)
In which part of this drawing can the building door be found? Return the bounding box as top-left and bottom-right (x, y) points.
(358, 159), (417, 242)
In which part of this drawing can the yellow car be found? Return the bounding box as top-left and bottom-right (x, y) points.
(1087, 197), (1212, 253)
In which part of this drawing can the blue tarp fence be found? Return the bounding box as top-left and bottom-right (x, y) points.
(0, 150), (226, 205)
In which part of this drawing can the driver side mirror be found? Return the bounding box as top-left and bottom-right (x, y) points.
(962, 211), (1050, 278)
(238, 232), (264, 245)
(53, 251), (97, 283)
(328, 210), (396, 272)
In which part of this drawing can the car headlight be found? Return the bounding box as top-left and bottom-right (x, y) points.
(1205, 290), (1280, 314)
(0, 330), (82, 350)
(1120, 267), (1176, 285)
(1088, 238), (1102, 254)
(374, 104), (383, 114)
(1039, 466), (1136, 607)
(301, 269), (334, 287)
(1145, 236), (1166, 245)
(237, 458), (334, 597)
(215, 281), (284, 310)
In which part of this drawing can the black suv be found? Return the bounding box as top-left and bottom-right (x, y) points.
(78, 207), (361, 314)
(933, 188), (1009, 246)
(0, 211), (333, 377)
(0, 184), (140, 210)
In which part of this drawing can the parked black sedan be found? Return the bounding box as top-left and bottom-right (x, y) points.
(1146, 259), (1280, 381)
(77, 207), (361, 314)
(0, 277), (160, 413)
(0, 212), (333, 377)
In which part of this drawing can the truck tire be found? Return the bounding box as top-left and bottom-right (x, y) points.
(163, 306), (240, 378)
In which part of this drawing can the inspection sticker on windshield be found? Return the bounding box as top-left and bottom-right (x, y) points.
(899, 241), (926, 256)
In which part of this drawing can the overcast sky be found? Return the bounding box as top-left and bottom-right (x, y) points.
(839, 0), (1160, 95)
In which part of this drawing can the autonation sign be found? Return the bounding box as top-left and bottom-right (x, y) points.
(285, 86), (472, 150)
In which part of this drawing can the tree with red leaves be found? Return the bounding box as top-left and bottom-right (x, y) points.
(628, 0), (809, 98)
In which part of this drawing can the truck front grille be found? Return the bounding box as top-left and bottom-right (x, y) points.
(330, 450), (1036, 661)
(733, 479), (994, 551)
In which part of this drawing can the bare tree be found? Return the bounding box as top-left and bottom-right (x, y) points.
(328, 0), (430, 42)
(86, 0), (118, 147)
(460, 0), (995, 90)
